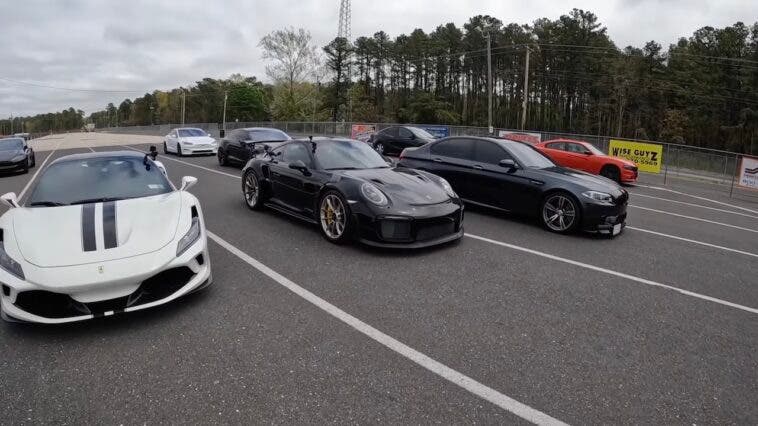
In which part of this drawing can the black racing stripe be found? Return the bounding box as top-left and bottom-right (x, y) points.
(103, 201), (117, 249)
(81, 204), (96, 252)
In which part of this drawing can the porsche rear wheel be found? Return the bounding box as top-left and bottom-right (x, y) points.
(242, 170), (264, 210)
(319, 191), (352, 244)
(541, 192), (580, 234)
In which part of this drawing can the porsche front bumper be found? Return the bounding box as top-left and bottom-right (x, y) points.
(0, 235), (211, 324)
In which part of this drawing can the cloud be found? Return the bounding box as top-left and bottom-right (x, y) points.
(0, 0), (754, 116)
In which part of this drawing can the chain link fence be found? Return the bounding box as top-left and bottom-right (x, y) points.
(100, 121), (756, 198)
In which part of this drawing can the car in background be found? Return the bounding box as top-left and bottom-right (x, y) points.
(0, 137), (35, 174)
(241, 137), (464, 248)
(398, 136), (628, 236)
(13, 133), (31, 141)
(0, 149), (211, 323)
(368, 126), (437, 156)
(163, 127), (218, 156)
(533, 139), (638, 183)
(218, 127), (291, 167)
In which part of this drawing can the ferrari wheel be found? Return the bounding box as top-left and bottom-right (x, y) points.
(319, 190), (352, 244)
(218, 149), (229, 166)
(541, 192), (580, 233)
(163, 142), (168, 154)
(242, 170), (264, 210)
(374, 142), (385, 155)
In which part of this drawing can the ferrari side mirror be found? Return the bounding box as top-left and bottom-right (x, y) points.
(0, 192), (19, 208)
(180, 176), (198, 191)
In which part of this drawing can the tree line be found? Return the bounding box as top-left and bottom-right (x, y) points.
(3, 9), (756, 153)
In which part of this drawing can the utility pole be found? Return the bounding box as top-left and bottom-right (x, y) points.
(181, 90), (186, 125)
(9, 114), (13, 134)
(486, 33), (493, 135)
(222, 91), (228, 133)
(521, 46), (530, 131)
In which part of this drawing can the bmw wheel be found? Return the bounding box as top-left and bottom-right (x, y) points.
(242, 170), (264, 210)
(541, 192), (580, 234)
(374, 142), (385, 155)
(318, 190), (353, 244)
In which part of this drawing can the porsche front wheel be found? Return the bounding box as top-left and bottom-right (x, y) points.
(318, 190), (353, 244)
(242, 170), (264, 210)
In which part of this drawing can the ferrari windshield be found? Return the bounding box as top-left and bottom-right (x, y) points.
(27, 155), (172, 206)
(315, 140), (389, 170)
(0, 138), (24, 151)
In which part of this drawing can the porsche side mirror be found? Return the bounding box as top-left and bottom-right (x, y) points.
(499, 159), (519, 170)
(289, 160), (310, 175)
(180, 176), (198, 191)
(0, 192), (19, 208)
(148, 145), (158, 160)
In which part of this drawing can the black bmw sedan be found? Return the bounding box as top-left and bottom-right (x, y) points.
(397, 136), (628, 236)
(368, 126), (436, 156)
(0, 137), (35, 174)
(241, 137), (464, 248)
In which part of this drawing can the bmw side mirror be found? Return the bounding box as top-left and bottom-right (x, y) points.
(180, 176), (198, 191)
(499, 159), (519, 170)
(0, 192), (19, 208)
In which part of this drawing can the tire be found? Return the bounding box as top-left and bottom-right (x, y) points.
(600, 165), (621, 183)
(177, 144), (183, 157)
(374, 142), (385, 155)
(163, 141), (168, 154)
(242, 170), (264, 210)
(541, 192), (581, 234)
(218, 148), (229, 166)
(30, 154), (35, 168)
(318, 190), (354, 244)
(21, 158), (29, 174)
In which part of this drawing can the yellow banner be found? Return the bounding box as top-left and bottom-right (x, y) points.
(608, 140), (663, 173)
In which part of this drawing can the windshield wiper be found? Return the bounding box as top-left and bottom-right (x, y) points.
(325, 167), (360, 171)
(69, 197), (126, 205)
(29, 201), (68, 207)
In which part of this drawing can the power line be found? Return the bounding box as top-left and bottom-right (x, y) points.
(0, 76), (145, 93)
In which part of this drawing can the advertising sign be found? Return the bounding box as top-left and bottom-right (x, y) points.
(351, 124), (376, 143)
(419, 126), (450, 138)
(737, 155), (758, 190)
(497, 130), (541, 144)
(608, 140), (663, 174)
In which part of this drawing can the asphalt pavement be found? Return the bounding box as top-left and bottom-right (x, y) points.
(0, 134), (756, 424)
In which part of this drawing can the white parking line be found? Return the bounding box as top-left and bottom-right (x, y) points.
(207, 231), (567, 426)
(634, 185), (758, 215)
(630, 193), (758, 219)
(626, 226), (758, 259)
(18, 145), (59, 200)
(465, 233), (758, 315)
(120, 145), (241, 179)
(629, 205), (758, 234)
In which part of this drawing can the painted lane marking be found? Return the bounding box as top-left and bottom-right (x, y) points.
(207, 231), (568, 426)
(630, 193), (758, 219)
(633, 185), (758, 215)
(629, 205), (758, 234)
(120, 145), (241, 179)
(464, 233), (758, 315)
(626, 226), (758, 259)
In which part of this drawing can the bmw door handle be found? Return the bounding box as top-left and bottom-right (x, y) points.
(433, 157), (443, 163)
(472, 164), (483, 170)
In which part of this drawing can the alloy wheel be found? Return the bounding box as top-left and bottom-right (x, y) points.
(320, 194), (346, 239)
(243, 172), (259, 207)
(542, 194), (577, 232)
(375, 143), (385, 154)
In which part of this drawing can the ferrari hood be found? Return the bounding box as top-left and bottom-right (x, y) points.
(11, 192), (182, 268)
(341, 168), (450, 205)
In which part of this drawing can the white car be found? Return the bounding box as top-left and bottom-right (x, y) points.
(0, 149), (211, 323)
(164, 127), (218, 156)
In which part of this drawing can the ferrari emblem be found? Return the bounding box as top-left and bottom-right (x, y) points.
(98, 266), (104, 274)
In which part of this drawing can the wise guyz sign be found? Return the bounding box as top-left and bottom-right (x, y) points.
(737, 155), (758, 190)
(608, 140), (664, 173)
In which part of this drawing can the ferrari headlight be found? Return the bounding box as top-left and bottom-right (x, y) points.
(582, 191), (613, 204)
(361, 183), (388, 206)
(0, 241), (24, 280)
(438, 177), (457, 198)
(176, 216), (201, 256)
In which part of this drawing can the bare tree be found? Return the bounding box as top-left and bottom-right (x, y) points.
(259, 27), (318, 96)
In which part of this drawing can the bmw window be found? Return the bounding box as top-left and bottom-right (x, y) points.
(473, 140), (511, 165)
(430, 138), (474, 159)
(505, 142), (556, 169)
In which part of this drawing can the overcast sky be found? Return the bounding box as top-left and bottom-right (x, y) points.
(1, 0), (755, 117)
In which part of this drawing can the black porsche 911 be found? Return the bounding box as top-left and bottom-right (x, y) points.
(240, 137), (464, 248)
(397, 136), (628, 236)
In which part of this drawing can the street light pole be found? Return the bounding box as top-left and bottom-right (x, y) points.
(486, 33), (493, 135)
(222, 91), (228, 133)
(521, 46), (530, 131)
(181, 90), (186, 125)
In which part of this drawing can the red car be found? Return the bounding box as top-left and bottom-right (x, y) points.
(534, 139), (638, 183)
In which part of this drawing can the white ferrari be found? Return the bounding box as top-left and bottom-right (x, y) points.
(0, 148), (211, 323)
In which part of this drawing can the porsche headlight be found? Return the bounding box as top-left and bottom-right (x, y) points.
(0, 241), (24, 280)
(438, 177), (457, 198)
(361, 183), (388, 206)
(176, 216), (201, 256)
(582, 191), (613, 204)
